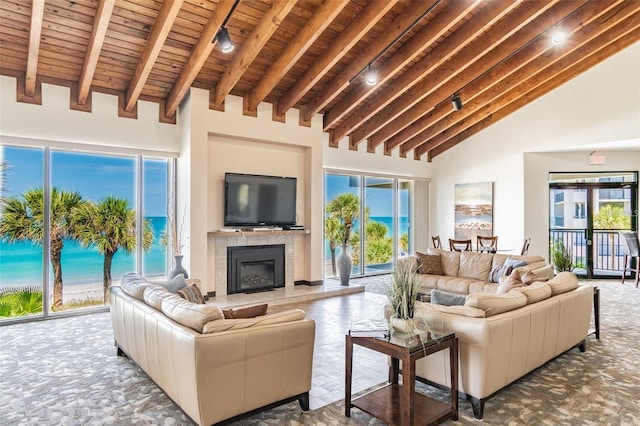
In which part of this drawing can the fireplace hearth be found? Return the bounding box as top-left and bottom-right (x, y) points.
(227, 244), (285, 294)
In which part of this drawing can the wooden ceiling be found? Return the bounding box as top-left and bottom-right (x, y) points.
(1, 1), (639, 161)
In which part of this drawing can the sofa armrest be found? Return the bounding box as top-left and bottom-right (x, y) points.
(193, 319), (316, 425)
(397, 255), (419, 271)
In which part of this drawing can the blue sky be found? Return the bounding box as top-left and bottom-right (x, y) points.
(1, 146), (167, 216)
(325, 173), (409, 217)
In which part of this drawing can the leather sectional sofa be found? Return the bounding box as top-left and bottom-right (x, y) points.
(404, 249), (555, 295)
(416, 272), (594, 419)
(110, 273), (315, 426)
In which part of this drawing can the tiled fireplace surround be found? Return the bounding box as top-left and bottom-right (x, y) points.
(212, 232), (295, 297)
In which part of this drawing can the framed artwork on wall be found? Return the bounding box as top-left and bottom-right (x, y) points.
(454, 182), (493, 240)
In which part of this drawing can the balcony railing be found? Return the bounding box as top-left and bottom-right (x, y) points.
(549, 228), (631, 274)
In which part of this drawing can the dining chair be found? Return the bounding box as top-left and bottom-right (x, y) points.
(449, 238), (472, 252)
(432, 235), (442, 249)
(477, 236), (498, 253)
(620, 231), (639, 287)
(520, 238), (531, 256)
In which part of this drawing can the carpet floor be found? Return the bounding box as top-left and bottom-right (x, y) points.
(1, 277), (639, 425)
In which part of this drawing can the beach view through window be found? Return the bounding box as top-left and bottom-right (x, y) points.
(324, 173), (412, 279)
(0, 145), (171, 320)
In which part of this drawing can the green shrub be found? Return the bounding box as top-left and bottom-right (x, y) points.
(0, 286), (43, 317)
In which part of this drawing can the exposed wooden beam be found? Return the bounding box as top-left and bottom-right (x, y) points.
(25, 0), (45, 97)
(397, 0), (622, 157)
(422, 17), (640, 160)
(350, 0), (536, 149)
(328, 0), (518, 147)
(78, 0), (116, 105)
(125, 0), (184, 112)
(323, 0), (478, 133)
(213, 0), (297, 107)
(302, 1), (439, 124)
(165, 0), (237, 118)
(377, 0), (587, 154)
(275, 0), (399, 118)
(243, 0), (349, 116)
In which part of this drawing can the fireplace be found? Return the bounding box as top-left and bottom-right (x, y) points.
(227, 244), (285, 294)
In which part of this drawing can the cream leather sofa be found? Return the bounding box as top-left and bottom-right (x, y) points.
(401, 249), (554, 295)
(411, 272), (593, 419)
(109, 274), (315, 426)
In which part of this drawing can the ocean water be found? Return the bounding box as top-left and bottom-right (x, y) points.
(0, 217), (168, 287)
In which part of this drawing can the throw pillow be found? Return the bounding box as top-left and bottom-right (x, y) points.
(175, 283), (205, 304)
(222, 303), (269, 319)
(430, 289), (467, 306)
(489, 263), (513, 283)
(504, 258), (528, 270)
(497, 269), (524, 294)
(416, 252), (444, 275)
(150, 274), (187, 292)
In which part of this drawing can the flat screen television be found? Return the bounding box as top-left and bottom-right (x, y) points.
(224, 173), (297, 227)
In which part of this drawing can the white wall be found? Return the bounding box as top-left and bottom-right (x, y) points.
(430, 42), (640, 257)
(183, 88), (325, 291)
(0, 76), (179, 154)
(524, 151), (640, 257)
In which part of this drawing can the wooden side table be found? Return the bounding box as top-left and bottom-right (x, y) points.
(345, 331), (458, 425)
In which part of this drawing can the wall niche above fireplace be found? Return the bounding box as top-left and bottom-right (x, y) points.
(227, 244), (285, 294)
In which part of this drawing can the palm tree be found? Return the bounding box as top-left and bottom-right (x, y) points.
(324, 216), (341, 276)
(0, 187), (84, 308)
(74, 196), (153, 303)
(325, 193), (359, 247)
(325, 193), (360, 276)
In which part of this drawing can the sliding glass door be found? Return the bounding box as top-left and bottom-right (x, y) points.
(0, 146), (45, 319)
(549, 172), (638, 278)
(324, 172), (413, 280)
(0, 145), (172, 322)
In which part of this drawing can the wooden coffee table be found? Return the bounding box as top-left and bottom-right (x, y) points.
(345, 330), (458, 425)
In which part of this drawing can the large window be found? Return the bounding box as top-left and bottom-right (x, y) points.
(0, 145), (173, 322)
(324, 172), (413, 279)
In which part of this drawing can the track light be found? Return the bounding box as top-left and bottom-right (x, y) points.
(364, 65), (378, 86)
(215, 27), (234, 53)
(551, 28), (567, 45)
(451, 94), (463, 111)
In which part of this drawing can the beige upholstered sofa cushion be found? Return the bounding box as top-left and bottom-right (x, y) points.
(464, 292), (527, 316)
(202, 309), (307, 333)
(511, 281), (552, 304)
(143, 284), (171, 310)
(120, 272), (151, 300)
(416, 301), (486, 318)
(548, 271), (579, 295)
(428, 248), (461, 276)
(161, 295), (224, 332)
(459, 251), (493, 281)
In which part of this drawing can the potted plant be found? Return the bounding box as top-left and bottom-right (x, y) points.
(384, 260), (424, 333)
(550, 239), (574, 273)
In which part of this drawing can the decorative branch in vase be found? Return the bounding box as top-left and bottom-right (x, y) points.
(165, 203), (189, 279)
